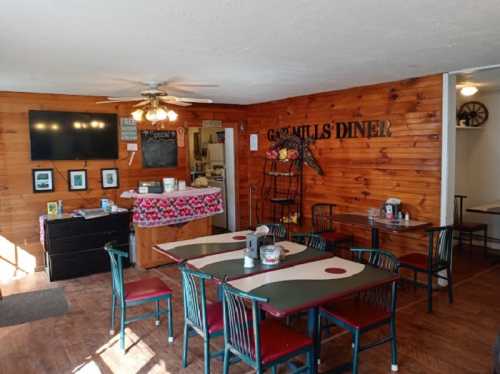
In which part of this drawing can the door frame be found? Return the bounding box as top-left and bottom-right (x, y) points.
(440, 64), (500, 226)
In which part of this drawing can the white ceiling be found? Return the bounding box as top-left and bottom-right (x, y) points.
(456, 67), (500, 93)
(2, 0), (500, 104)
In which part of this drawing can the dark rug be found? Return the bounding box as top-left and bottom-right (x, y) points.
(0, 287), (69, 327)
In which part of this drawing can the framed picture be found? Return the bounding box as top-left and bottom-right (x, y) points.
(68, 169), (87, 191)
(101, 168), (119, 189)
(32, 169), (54, 193)
(47, 201), (58, 215)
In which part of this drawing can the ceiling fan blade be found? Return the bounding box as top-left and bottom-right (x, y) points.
(133, 100), (150, 107)
(162, 100), (191, 107)
(106, 96), (145, 101)
(158, 95), (178, 101)
(178, 97), (213, 103)
(170, 83), (219, 88)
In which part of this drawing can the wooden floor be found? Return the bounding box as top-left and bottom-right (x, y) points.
(0, 247), (498, 374)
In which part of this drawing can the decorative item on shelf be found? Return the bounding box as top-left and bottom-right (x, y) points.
(265, 149), (278, 160)
(32, 169), (54, 193)
(282, 212), (299, 224)
(457, 101), (488, 128)
(278, 147), (288, 161)
(101, 168), (119, 189)
(68, 170), (88, 191)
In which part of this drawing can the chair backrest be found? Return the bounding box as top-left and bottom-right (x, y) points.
(222, 283), (268, 366)
(291, 232), (327, 251)
(427, 226), (454, 266)
(351, 248), (399, 273)
(260, 223), (287, 241)
(180, 265), (213, 335)
(312, 203), (336, 233)
(351, 248), (399, 312)
(104, 242), (128, 303)
(454, 194), (467, 224)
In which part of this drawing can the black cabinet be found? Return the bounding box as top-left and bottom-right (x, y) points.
(43, 211), (131, 281)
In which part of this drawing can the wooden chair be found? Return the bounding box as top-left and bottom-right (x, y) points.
(291, 232), (327, 251)
(222, 283), (314, 374)
(180, 265), (237, 374)
(312, 203), (353, 253)
(318, 248), (399, 374)
(105, 242), (174, 352)
(398, 226), (454, 313)
(454, 194), (488, 255)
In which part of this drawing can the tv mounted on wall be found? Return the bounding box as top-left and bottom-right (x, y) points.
(29, 110), (118, 160)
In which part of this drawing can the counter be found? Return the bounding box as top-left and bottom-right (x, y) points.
(121, 187), (224, 268)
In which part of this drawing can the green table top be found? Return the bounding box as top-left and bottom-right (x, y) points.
(187, 241), (332, 281)
(228, 256), (399, 318)
(154, 230), (251, 262)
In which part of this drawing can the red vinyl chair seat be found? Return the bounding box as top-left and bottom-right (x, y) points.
(398, 253), (429, 271)
(124, 277), (173, 302)
(205, 301), (253, 334)
(320, 231), (353, 243)
(258, 319), (313, 365)
(206, 301), (225, 334)
(321, 298), (391, 330)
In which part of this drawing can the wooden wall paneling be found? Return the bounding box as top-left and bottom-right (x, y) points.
(0, 92), (246, 275)
(242, 75), (443, 256)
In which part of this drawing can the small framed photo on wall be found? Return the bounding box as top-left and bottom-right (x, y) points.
(32, 169), (54, 193)
(101, 168), (119, 189)
(68, 169), (87, 191)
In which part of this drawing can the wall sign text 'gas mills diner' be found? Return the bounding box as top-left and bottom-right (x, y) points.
(267, 120), (392, 141)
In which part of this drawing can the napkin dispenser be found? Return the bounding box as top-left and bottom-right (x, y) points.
(138, 181), (164, 194)
(245, 232), (266, 260)
(245, 225), (273, 260)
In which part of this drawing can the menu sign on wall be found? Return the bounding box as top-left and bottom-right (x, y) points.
(267, 120), (392, 141)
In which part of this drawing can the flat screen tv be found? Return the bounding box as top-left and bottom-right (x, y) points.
(29, 110), (118, 160)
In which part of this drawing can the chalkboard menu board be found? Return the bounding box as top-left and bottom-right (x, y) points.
(141, 130), (178, 168)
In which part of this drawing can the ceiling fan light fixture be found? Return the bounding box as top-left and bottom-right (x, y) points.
(131, 109), (144, 121)
(167, 110), (178, 122)
(145, 107), (168, 122)
(460, 86), (479, 96)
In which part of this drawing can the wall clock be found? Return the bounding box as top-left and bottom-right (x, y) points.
(457, 101), (489, 127)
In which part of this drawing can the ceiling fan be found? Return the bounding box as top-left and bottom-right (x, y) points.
(97, 80), (216, 123)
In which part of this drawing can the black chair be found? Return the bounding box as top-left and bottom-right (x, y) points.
(454, 195), (488, 256)
(399, 226), (454, 313)
(312, 203), (353, 253)
(318, 248), (399, 374)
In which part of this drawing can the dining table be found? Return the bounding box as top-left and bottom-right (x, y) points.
(331, 213), (432, 248)
(467, 200), (500, 215)
(155, 230), (399, 373)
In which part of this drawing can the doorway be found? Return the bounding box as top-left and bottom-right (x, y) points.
(187, 125), (237, 232)
(442, 65), (500, 254)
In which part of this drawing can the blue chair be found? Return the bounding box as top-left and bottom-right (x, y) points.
(291, 232), (327, 251)
(222, 283), (314, 374)
(105, 242), (174, 352)
(181, 265), (234, 374)
(260, 223), (288, 241)
(319, 248), (399, 374)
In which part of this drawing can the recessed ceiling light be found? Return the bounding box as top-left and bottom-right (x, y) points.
(460, 86), (479, 96)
